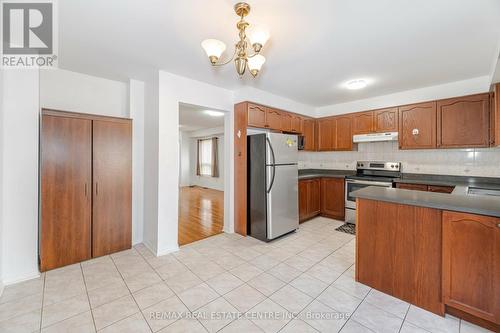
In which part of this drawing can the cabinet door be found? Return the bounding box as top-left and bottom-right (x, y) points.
(281, 113), (292, 132)
(399, 102), (437, 149)
(492, 84), (499, 146)
(40, 115), (92, 271)
(317, 118), (335, 151)
(374, 107), (398, 132)
(335, 116), (353, 151)
(442, 211), (500, 324)
(302, 119), (316, 151)
(265, 108), (282, 130)
(299, 180), (308, 222)
(437, 94), (490, 148)
(291, 115), (303, 133)
(308, 178), (321, 216)
(92, 120), (132, 257)
(396, 183), (429, 191)
(247, 103), (266, 128)
(320, 178), (345, 220)
(352, 111), (374, 134)
(428, 185), (454, 193)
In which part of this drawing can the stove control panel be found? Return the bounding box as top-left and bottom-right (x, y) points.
(356, 161), (401, 172)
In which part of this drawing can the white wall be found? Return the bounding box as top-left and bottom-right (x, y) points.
(143, 72), (160, 254)
(316, 76), (492, 117)
(1, 69), (40, 285)
(129, 79), (145, 245)
(234, 86), (316, 117)
(187, 128), (225, 191)
(40, 68), (128, 117)
(150, 71), (234, 255)
(179, 131), (191, 187)
(299, 142), (500, 177)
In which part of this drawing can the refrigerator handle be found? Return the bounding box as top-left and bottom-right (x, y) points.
(266, 137), (276, 165)
(266, 137), (276, 193)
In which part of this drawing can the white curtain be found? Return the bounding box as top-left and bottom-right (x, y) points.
(198, 139), (212, 176)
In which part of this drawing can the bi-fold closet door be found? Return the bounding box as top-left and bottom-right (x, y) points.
(40, 111), (132, 272)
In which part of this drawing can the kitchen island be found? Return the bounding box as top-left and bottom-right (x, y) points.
(352, 187), (500, 331)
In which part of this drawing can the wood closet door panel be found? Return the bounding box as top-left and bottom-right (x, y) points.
(92, 120), (132, 257)
(40, 115), (92, 271)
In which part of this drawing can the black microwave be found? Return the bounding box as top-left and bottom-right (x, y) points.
(298, 135), (305, 150)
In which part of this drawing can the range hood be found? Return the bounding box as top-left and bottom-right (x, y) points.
(353, 132), (398, 143)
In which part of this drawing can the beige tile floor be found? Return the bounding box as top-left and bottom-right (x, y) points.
(0, 217), (493, 333)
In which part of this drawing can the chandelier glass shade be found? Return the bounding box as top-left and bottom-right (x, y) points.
(201, 2), (269, 77)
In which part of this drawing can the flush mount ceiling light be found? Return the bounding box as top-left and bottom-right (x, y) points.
(201, 2), (269, 78)
(205, 110), (225, 117)
(345, 79), (368, 90)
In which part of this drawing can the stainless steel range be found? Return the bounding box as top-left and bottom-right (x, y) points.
(345, 161), (401, 224)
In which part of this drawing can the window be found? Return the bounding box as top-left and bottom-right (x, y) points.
(198, 139), (213, 176)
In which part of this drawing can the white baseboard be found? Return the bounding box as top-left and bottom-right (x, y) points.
(156, 245), (179, 257)
(3, 271), (41, 286)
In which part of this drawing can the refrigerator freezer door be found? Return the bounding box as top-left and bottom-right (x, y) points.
(266, 132), (298, 165)
(267, 164), (299, 239)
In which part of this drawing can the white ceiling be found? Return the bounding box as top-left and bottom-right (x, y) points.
(59, 0), (500, 107)
(179, 103), (225, 132)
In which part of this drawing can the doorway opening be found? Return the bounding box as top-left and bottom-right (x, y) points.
(178, 103), (227, 246)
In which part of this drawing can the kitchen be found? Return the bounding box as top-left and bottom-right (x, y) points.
(237, 86), (500, 331)
(1, 1), (500, 332)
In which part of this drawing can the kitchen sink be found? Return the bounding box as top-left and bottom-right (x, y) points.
(467, 187), (500, 197)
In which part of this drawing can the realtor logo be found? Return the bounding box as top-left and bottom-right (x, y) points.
(1, 0), (58, 68)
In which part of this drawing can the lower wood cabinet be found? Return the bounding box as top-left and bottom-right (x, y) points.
(442, 211), (500, 324)
(299, 177), (345, 222)
(299, 178), (320, 222)
(40, 110), (132, 271)
(356, 199), (444, 315)
(320, 178), (345, 220)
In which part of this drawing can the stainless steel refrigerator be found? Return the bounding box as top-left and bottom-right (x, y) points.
(247, 132), (299, 242)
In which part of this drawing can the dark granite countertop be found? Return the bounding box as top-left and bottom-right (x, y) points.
(351, 186), (500, 218)
(298, 169), (355, 180)
(394, 173), (500, 190)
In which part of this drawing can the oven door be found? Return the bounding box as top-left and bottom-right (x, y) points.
(345, 179), (393, 209)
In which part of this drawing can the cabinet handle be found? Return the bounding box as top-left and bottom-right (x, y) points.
(84, 183), (87, 197)
(95, 182), (99, 196)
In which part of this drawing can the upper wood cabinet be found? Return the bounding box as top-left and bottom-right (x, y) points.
(281, 112), (292, 132)
(302, 118), (316, 151)
(491, 84), (499, 146)
(317, 118), (336, 151)
(265, 108), (282, 130)
(352, 111), (374, 134)
(437, 94), (490, 148)
(335, 115), (353, 151)
(374, 107), (398, 132)
(247, 103), (266, 128)
(291, 115), (303, 133)
(442, 211), (500, 324)
(320, 178), (345, 220)
(399, 101), (437, 149)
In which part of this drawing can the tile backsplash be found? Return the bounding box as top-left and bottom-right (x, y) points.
(298, 141), (500, 177)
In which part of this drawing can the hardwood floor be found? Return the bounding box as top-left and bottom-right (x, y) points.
(178, 186), (224, 246)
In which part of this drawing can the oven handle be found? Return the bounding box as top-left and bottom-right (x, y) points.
(346, 179), (393, 187)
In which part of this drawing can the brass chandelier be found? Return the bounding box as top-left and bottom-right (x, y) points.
(201, 2), (269, 77)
